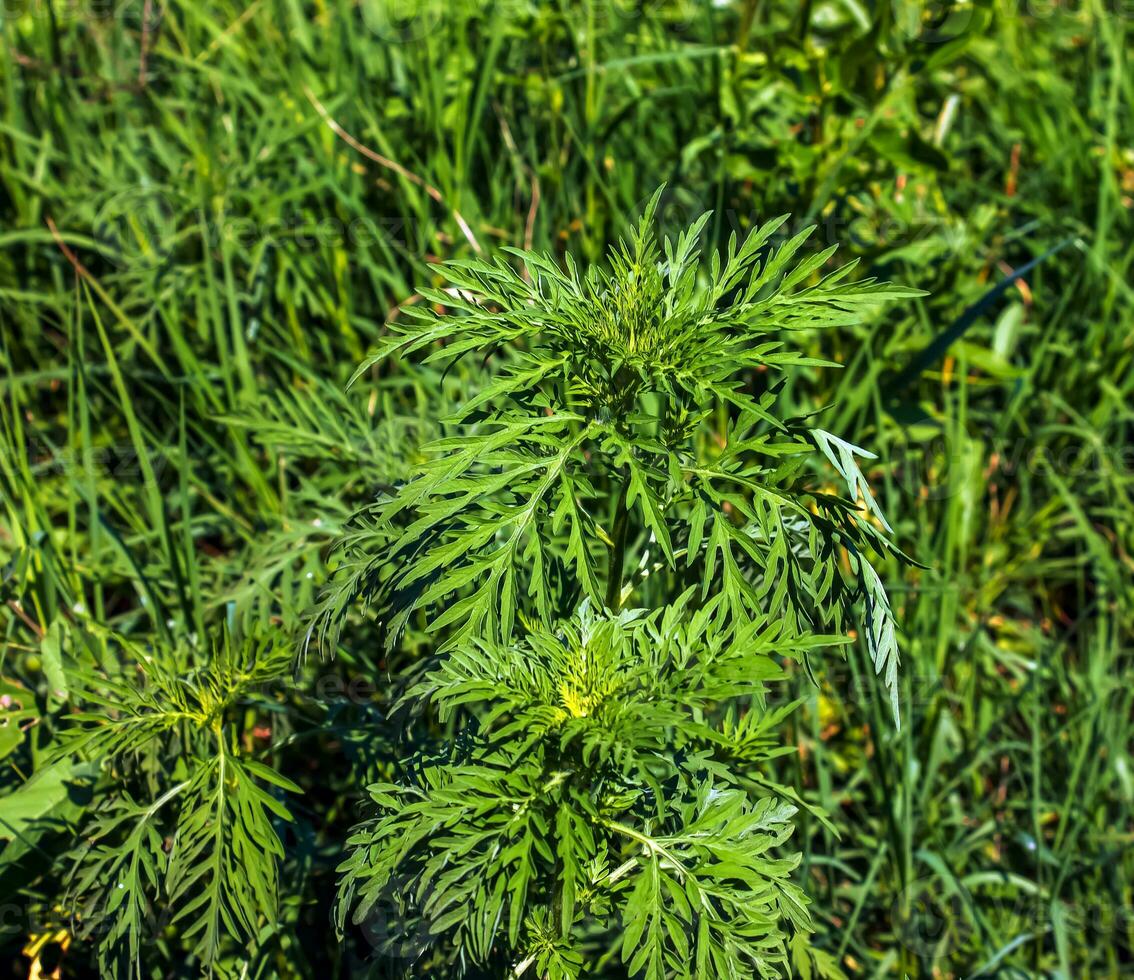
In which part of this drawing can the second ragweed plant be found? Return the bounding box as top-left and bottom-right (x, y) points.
(318, 190), (920, 977)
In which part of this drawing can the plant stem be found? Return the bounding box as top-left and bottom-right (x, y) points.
(605, 480), (630, 611)
(551, 870), (564, 939)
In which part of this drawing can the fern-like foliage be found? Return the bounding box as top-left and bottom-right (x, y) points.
(59, 629), (299, 977)
(315, 189), (914, 719)
(338, 597), (829, 977)
(325, 191), (918, 976)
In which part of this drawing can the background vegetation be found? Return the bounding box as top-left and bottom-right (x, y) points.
(0, 0), (1131, 976)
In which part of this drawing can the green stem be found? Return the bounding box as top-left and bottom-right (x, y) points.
(605, 480), (630, 611)
(600, 819), (685, 880)
(551, 870), (565, 939)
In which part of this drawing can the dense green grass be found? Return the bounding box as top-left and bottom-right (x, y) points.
(1, 1), (1131, 976)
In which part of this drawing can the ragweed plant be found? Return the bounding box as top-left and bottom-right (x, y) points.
(50, 629), (299, 977)
(339, 597), (836, 977)
(321, 191), (918, 976)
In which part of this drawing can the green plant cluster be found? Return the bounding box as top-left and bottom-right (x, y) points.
(321, 193), (915, 976)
